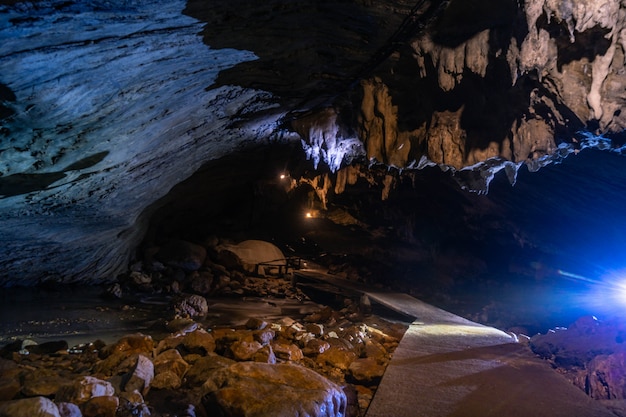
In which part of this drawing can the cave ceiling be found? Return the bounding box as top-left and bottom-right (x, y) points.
(1, 0), (626, 286)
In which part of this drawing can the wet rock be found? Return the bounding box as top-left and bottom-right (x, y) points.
(57, 402), (82, 417)
(184, 355), (236, 387)
(0, 396), (61, 417)
(348, 357), (385, 384)
(173, 294), (209, 318)
(157, 240), (207, 272)
(81, 395), (119, 417)
(56, 376), (115, 404)
(122, 354), (153, 395)
(201, 362), (346, 417)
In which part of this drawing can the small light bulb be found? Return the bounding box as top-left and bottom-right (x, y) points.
(306, 212), (312, 218)
(279, 174), (286, 179)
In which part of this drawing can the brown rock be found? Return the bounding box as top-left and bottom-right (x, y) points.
(201, 362), (346, 417)
(305, 323), (324, 337)
(0, 396), (61, 417)
(0, 379), (20, 402)
(101, 334), (154, 358)
(154, 349), (189, 379)
(303, 339), (331, 357)
(317, 347), (357, 371)
(22, 371), (68, 397)
(363, 339), (388, 363)
(181, 329), (215, 354)
(272, 342), (304, 361)
(252, 345), (276, 364)
(229, 340), (263, 361)
(245, 317), (267, 330)
(81, 395), (119, 417)
(184, 355), (236, 387)
(348, 357), (386, 384)
(151, 371), (182, 390)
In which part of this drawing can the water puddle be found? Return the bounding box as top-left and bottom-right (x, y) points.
(0, 286), (324, 347)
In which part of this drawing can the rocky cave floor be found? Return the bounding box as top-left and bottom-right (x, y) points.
(3, 232), (626, 416)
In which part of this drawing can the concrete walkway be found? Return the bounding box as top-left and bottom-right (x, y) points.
(294, 269), (616, 417)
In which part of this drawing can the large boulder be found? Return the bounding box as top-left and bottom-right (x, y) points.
(217, 240), (286, 274)
(0, 396), (61, 417)
(201, 362), (346, 417)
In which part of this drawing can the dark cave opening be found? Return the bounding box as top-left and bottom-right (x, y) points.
(135, 141), (626, 336)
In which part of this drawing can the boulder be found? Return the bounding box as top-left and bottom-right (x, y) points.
(0, 396), (61, 417)
(201, 362), (346, 417)
(154, 349), (189, 379)
(217, 240), (286, 274)
(122, 354), (154, 395)
(184, 355), (236, 387)
(173, 294), (209, 318)
(56, 376), (115, 404)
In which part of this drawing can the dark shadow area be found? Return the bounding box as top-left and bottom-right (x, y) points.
(431, 0), (520, 47)
(183, 0), (416, 108)
(141, 134), (626, 334)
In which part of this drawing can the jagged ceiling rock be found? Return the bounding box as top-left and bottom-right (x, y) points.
(1, 0), (626, 286)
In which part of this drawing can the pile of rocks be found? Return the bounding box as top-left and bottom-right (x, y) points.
(0, 239), (407, 416)
(0, 309), (403, 416)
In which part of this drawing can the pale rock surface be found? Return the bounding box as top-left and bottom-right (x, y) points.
(0, 396), (61, 417)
